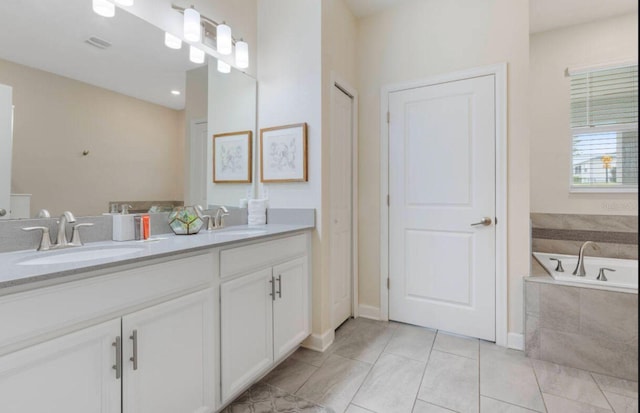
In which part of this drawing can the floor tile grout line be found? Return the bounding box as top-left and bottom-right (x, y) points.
(481, 395), (541, 412)
(342, 320), (397, 412)
(589, 371), (618, 412)
(530, 360), (549, 413)
(411, 330), (439, 413)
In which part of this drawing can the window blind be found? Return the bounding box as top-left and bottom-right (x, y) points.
(569, 64), (638, 189)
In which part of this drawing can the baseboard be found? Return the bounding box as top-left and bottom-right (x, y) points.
(301, 328), (335, 352)
(507, 333), (524, 351)
(358, 304), (381, 320)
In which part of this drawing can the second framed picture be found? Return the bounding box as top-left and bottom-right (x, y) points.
(260, 123), (308, 182)
(213, 130), (253, 183)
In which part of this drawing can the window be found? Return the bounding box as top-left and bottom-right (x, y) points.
(569, 64), (638, 191)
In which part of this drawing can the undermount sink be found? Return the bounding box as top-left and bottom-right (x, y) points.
(17, 246), (145, 266)
(213, 229), (268, 237)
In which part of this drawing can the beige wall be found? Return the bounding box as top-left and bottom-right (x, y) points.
(1, 58), (184, 217)
(530, 14), (638, 216)
(356, 0), (531, 335)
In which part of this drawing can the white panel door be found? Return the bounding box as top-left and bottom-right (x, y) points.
(273, 257), (310, 360)
(122, 290), (215, 413)
(330, 85), (353, 329)
(0, 84), (12, 220)
(0, 319), (121, 413)
(220, 268), (274, 402)
(388, 75), (496, 341)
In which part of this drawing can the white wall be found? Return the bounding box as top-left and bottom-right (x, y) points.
(1, 58), (184, 217)
(207, 64), (257, 206)
(355, 0), (530, 335)
(257, 1), (322, 337)
(530, 13), (638, 216)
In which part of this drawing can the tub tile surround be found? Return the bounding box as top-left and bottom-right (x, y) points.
(530, 213), (638, 260)
(238, 318), (638, 413)
(524, 281), (638, 381)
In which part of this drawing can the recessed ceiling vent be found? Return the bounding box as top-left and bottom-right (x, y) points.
(85, 36), (111, 50)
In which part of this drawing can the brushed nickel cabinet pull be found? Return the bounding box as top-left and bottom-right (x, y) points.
(276, 275), (282, 299)
(112, 336), (122, 379)
(129, 330), (138, 370)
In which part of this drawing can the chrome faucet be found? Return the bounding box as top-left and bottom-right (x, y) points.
(572, 241), (599, 277)
(214, 206), (230, 229)
(54, 211), (76, 248)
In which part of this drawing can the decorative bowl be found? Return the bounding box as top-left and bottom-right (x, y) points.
(168, 206), (205, 235)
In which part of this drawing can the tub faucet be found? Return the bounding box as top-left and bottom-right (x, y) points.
(54, 211), (76, 248)
(572, 241), (599, 277)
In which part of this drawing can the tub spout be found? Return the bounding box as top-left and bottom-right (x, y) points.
(572, 241), (599, 277)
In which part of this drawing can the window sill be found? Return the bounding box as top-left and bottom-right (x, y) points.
(569, 186), (638, 194)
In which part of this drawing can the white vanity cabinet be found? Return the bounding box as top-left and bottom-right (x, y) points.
(219, 234), (311, 403)
(0, 252), (216, 413)
(0, 319), (121, 413)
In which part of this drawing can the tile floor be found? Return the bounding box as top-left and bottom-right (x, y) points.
(226, 318), (639, 413)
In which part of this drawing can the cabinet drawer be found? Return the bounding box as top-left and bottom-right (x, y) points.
(220, 234), (307, 279)
(0, 252), (214, 354)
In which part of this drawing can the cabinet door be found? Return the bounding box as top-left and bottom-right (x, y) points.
(220, 268), (273, 402)
(273, 256), (310, 360)
(0, 319), (121, 413)
(122, 289), (215, 413)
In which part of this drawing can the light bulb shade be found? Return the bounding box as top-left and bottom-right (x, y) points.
(216, 24), (232, 55)
(184, 8), (201, 42)
(189, 46), (205, 64)
(114, 0), (133, 6)
(217, 59), (231, 74)
(235, 41), (249, 69)
(92, 0), (115, 17)
(164, 32), (182, 50)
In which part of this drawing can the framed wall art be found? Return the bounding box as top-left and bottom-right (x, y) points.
(213, 130), (252, 183)
(260, 123), (308, 182)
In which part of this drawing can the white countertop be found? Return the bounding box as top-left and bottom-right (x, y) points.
(0, 224), (313, 291)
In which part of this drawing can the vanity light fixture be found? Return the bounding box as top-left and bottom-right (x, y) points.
(92, 0), (115, 17)
(171, 4), (249, 69)
(216, 23), (232, 55)
(235, 40), (249, 69)
(217, 59), (231, 74)
(183, 7), (201, 42)
(164, 32), (182, 50)
(189, 45), (205, 64)
(114, 0), (134, 6)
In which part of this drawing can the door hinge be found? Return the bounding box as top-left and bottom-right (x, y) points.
(495, 217), (498, 225)
(386, 111), (390, 124)
(387, 278), (390, 289)
(387, 194), (390, 206)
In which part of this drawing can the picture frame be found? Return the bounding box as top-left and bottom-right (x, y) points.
(260, 123), (308, 182)
(213, 130), (253, 183)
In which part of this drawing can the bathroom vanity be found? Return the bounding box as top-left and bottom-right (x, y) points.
(0, 225), (312, 413)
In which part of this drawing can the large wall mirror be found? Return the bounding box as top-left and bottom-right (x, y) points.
(0, 0), (257, 219)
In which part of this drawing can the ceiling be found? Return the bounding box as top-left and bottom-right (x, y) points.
(0, 0), (203, 110)
(345, 0), (638, 33)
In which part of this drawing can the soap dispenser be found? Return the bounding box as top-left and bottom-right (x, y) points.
(112, 204), (135, 241)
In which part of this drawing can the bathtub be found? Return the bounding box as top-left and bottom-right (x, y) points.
(533, 252), (638, 292)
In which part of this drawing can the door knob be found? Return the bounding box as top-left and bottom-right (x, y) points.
(470, 217), (492, 226)
(0, 208), (6, 217)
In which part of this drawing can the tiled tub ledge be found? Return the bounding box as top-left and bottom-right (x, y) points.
(524, 274), (638, 381)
